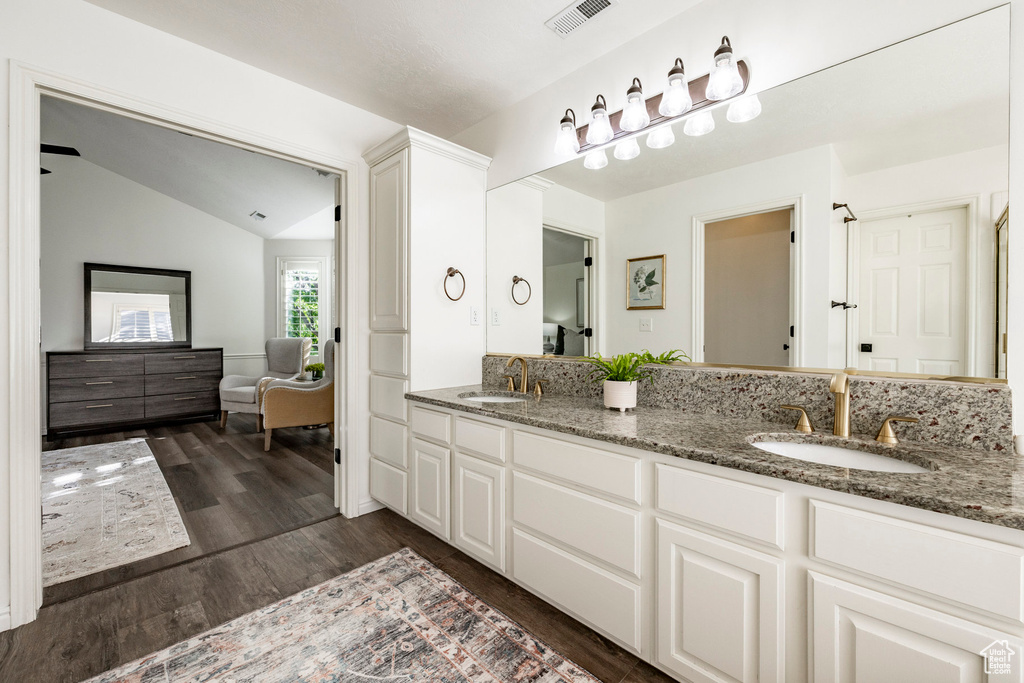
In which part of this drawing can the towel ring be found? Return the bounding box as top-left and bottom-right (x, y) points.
(511, 275), (531, 305)
(444, 267), (466, 301)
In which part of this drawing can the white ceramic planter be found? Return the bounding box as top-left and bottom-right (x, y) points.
(603, 380), (638, 412)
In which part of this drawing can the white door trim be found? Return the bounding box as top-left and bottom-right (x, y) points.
(542, 220), (600, 357)
(691, 197), (804, 365)
(7, 60), (362, 630)
(845, 196), (980, 375)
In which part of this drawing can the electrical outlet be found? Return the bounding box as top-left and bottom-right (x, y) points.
(470, 307), (481, 326)
(491, 308), (501, 326)
(639, 318), (653, 332)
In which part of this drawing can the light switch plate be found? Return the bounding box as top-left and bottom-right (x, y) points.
(491, 309), (501, 326)
(639, 318), (653, 332)
(470, 307), (481, 326)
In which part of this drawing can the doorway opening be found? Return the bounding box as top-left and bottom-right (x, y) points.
(542, 226), (594, 356)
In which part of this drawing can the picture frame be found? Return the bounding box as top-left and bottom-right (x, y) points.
(627, 254), (666, 310)
(575, 277), (585, 327)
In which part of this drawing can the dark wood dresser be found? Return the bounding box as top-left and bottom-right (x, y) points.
(46, 348), (223, 436)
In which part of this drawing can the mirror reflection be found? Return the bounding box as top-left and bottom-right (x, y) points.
(87, 267), (190, 345)
(486, 7), (1010, 379)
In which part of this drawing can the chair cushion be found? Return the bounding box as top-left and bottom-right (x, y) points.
(220, 385), (256, 404)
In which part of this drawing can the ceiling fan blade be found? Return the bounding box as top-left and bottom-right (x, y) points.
(40, 167), (52, 175)
(40, 144), (80, 157)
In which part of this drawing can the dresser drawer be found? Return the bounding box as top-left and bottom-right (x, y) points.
(48, 353), (144, 379)
(512, 430), (640, 504)
(48, 375), (145, 403)
(145, 371), (221, 396)
(144, 350), (221, 374)
(49, 397), (145, 428)
(144, 390), (219, 419)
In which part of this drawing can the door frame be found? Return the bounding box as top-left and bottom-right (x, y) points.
(7, 61), (362, 630)
(845, 196), (980, 375)
(691, 196), (804, 365)
(543, 220), (601, 357)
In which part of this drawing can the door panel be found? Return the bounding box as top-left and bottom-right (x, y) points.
(410, 438), (450, 539)
(452, 452), (505, 571)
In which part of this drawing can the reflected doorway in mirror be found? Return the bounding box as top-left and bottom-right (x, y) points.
(627, 255), (666, 310)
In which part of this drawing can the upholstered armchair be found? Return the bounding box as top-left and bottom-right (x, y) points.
(219, 337), (311, 430)
(260, 339), (334, 451)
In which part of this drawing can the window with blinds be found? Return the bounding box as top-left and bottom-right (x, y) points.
(110, 305), (174, 342)
(279, 258), (328, 355)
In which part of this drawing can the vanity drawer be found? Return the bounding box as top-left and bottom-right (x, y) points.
(145, 371), (221, 396)
(370, 457), (408, 515)
(48, 375), (145, 403)
(512, 430), (640, 504)
(144, 350), (221, 375)
(409, 406), (451, 444)
(455, 416), (505, 462)
(144, 390), (219, 419)
(49, 397), (145, 428)
(513, 471), (640, 577)
(48, 353), (144, 379)
(810, 501), (1024, 622)
(656, 464), (785, 549)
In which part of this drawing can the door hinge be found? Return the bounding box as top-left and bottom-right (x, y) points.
(790, 231), (795, 244)
(790, 325), (794, 338)
(584, 256), (593, 267)
(334, 448), (341, 464)
(334, 327), (341, 343)
(584, 328), (593, 338)
(334, 205), (341, 222)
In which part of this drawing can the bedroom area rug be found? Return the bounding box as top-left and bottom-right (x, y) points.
(41, 439), (190, 586)
(86, 547), (600, 682)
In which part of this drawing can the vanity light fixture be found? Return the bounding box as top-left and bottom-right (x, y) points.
(584, 148), (609, 170)
(619, 78), (651, 132)
(585, 95), (614, 145)
(553, 108), (581, 156)
(683, 110), (715, 136)
(614, 137), (641, 160)
(646, 125), (675, 149)
(659, 59), (692, 117)
(706, 36), (744, 101)
(726, 93), (762, 123)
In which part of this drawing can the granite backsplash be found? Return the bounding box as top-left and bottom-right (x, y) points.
(482, 356), (1014, 452)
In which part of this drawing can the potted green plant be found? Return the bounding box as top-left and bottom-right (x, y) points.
(305, 362), (325, 380)
(581, 349), (689, 411)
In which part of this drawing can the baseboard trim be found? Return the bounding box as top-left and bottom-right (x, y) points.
(0, 605), (12, 632)
(358, 498), (385, 517)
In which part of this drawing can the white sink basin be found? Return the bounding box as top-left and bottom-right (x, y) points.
(459, 392), (528, 404)
(752, 441), (931, 474)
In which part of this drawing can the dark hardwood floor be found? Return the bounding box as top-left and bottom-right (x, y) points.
(0, 508), (674, 683)
(41, 414), (337, 604)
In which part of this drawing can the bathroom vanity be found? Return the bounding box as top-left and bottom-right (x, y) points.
(371, 384), (1024, 683)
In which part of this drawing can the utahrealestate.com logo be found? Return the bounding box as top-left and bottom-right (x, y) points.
(981, 640), (1015, 675)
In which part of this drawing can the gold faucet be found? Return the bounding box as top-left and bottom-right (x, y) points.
(506, 356), (529, 394)
(876, 416), (919, 445)
(829, 370), (851, 438)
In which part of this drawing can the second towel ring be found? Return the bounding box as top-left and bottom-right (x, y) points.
(444, 267), (466, 301)
(511, 275), (532, 305)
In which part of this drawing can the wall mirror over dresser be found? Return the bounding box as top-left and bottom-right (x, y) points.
(486, 7), (1010, 382)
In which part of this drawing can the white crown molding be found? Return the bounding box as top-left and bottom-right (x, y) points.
(516, 175), (555, 192)
(362, 126), (491, 170)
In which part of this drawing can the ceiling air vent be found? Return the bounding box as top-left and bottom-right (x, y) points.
(249, 210), (267, 222)
(545, 0), (616, 37)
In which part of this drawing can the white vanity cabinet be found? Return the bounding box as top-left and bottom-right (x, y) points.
(375, 402), (1024, 683)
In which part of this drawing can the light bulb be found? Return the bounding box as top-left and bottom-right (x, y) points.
(706, 36), (744, 101)
(683, 110), (715, 137)
(646, 126), (675, 149)
(553, 108), (580, 156)
(619, 78), (650, 132)
(585, 94), (614, 145)
(614, 138), (640, 160)
(726, 94), (762, 123)
(659, 59), (692, 117)
(583, 149), (608, 170)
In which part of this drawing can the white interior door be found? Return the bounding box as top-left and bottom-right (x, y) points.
(857, 207), (968, 375)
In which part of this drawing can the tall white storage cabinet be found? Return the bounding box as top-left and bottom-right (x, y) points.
(364, 128), (490, 520)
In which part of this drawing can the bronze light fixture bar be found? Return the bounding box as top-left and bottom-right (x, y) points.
(575, 59), (750, 153)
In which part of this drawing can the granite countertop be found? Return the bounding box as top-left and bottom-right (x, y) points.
(406, 385), (1024, 531)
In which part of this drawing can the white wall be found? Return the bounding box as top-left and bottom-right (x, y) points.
(263, 238), (335, 347)
(0, 0), (404, 627)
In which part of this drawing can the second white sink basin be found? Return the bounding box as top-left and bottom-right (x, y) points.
(752, 441), (931, 473)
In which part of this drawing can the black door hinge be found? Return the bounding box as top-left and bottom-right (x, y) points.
(334, 327), (341, 343)
(584, 256), (593, 267)
(790, 231), (795, 244)
(334, 448), (341, 464)
(334, 205), (341, 222)
(790, 325), (794, 338)
(584, 328), (593, 338)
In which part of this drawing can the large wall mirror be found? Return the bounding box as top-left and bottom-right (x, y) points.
(486, 7), (1010, 381)
(84, 263), (192, 349)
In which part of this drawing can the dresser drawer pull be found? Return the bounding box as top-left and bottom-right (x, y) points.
(174, 376), (197, 380)
(85, 359), (113, 362)
(174, 396), (197, 401)
(85, 381), (114, 385)
(174, 356), (196, 359)
(86, 404), (113, 409)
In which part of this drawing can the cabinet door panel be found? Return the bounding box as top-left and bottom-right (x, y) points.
(810, 572), (1022, 683)
(410, 438), (450, 539)
(370, 149), (408, 330)
(657, 519), (784, 683)
(453, 452), (505, 571)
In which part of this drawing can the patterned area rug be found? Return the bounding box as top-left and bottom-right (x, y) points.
(87, 548), (600, 682)
(42, 439), (190, 586)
